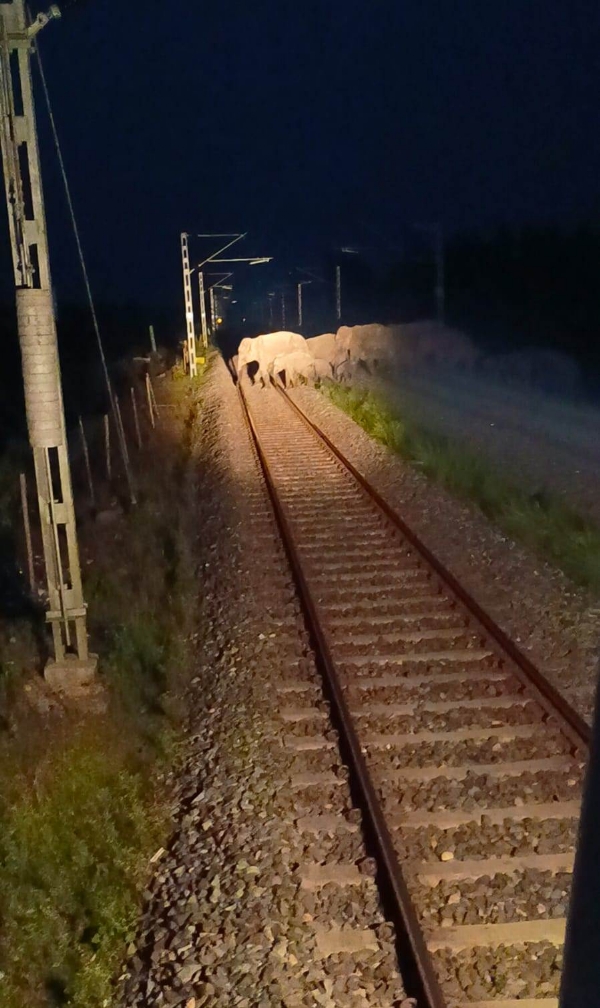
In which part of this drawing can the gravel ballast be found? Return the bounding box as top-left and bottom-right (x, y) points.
(120, 360), (409, 1008)
(291, 386), (600, 722)
(119, 362), (593, 1007)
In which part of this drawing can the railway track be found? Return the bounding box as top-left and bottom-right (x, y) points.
(238, 379), (589, 1008)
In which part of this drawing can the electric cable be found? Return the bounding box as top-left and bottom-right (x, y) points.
(32, 31), (137, 505)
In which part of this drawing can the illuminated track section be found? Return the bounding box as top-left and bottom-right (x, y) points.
(237, 380), (588, 1008)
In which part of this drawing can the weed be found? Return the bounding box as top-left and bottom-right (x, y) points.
(0, 741), (165, 1008)
(0, 375), (201, 1006)
(323, 382), (600, 593)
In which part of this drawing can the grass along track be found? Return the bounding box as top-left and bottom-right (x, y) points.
(0, 368), (202, 1008)
(321, 383), (600, 595)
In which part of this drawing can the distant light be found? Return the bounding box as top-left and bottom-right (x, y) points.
(231, 300), (238, 304)
(216, 317), (223, 325)
(341, 247), (360, 254)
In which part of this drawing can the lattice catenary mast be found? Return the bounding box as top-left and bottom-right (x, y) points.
(180, 232), (198, 377)
(0, 1), (96, 678)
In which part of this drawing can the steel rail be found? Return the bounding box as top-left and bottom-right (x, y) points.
(278, 385), (590, 754)
(237, 384), (448, 1008)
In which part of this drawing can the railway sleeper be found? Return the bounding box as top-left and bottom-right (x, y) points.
(464, 1000), (558, 1007)
(331, 626), (478, 649)
(321, 592), (449, 613)
(296, 528), (393, 546)
(338, 648), (494, 670)
(351, 700), (544, 735)
(366, 731), (572, 771)
(310, 572), (431, 588)
(287, 508), (381, 525)
(354, 694), (532, 716)
(302, 556), (420, 576)
(331, 611), (466, 634)
(374, 755), (576, 786)
(300, 543), (415, 562)
(345, 672), (522, 705)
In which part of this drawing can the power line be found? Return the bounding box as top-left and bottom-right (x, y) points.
(33, 31), (136, 504)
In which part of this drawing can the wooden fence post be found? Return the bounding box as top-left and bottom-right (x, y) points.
(130, 386), (142, 448)
(114, 397), (128, 456)
(19, 472), (34, 591)
(145, 373), (155, 429)
(148, 376), (159, 421)
(104, 413), (111, 479)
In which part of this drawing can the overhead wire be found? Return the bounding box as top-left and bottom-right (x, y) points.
(32, 28), (137, 505)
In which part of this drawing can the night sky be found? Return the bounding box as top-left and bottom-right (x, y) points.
(27, 0), (600, 317)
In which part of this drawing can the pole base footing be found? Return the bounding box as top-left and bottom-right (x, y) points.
(44, 653), (99, 698)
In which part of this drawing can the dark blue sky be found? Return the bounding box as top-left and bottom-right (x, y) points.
(30, 0), (600, 313)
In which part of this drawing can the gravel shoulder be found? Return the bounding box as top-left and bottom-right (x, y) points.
(290, 386), (600, 724)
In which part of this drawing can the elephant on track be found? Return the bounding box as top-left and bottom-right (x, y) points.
(237, 332), (308, 386)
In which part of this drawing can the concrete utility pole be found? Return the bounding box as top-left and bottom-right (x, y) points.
(149, 324), (157, 353)
(297, 279), (312, 329)
(197, 271), (208, 350)
(180, 232), (197, 377)
(335, 264), (342, 322)
(208, 286), (217, 333)
(0, 0), (96, 678)
(280, 290), (286, 329)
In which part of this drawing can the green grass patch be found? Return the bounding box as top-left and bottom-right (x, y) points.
(0, 373), (201, 1007)
(0, 740), (165, 1008)
(323, 382), (600, 593)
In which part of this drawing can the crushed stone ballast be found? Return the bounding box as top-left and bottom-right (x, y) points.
(238, 380), (589, 1008)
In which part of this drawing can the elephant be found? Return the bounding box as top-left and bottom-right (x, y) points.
(307, 323), (478, 378)
(269, 350), (319, 386)
(307, 333), (346, 370)
(237, 331), (309, 386)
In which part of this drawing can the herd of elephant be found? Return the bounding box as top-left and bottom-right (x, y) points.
(233, 322), (582, 397)
(234, 322), (479, 388)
